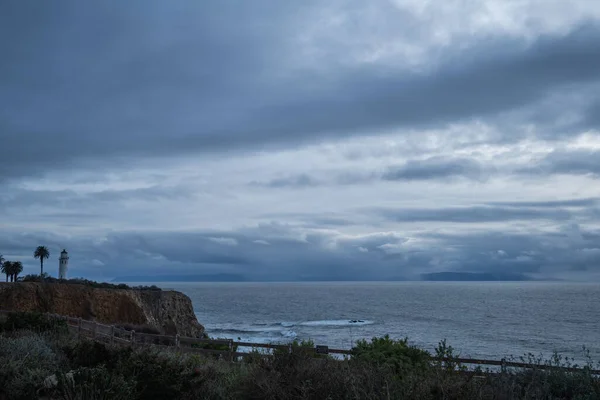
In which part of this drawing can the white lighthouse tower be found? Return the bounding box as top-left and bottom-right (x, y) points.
(59, 249), (69, 279)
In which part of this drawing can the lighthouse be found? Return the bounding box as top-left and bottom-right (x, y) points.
(59, 249), (69, 279)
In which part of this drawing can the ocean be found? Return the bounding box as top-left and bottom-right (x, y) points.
(151, 281), (600, 364)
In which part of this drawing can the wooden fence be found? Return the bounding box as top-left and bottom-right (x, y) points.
(1, 310), (598, 374)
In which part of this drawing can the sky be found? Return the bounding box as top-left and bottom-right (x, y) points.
(1, 0), (600, 281)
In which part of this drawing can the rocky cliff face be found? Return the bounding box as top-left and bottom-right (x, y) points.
(0, 283), (204, 337)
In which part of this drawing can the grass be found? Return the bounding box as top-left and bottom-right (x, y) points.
(0, 312), (598, 399)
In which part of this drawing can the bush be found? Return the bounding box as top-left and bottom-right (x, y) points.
(19, 275), (161, 291)
(116, 323), (161, 335)
(53, 366), (136, 400)
(192, 337), (238, 354)
(0, 329), (598, 399)
(0, 334), (59, 399)
(115, 348), (195, 400)
(352, 335), (431, 374)
(0, 311), (68, 334)
(61, 339), (133, 370)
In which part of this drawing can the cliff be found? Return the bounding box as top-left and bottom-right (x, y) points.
(0, 282), (204, 337)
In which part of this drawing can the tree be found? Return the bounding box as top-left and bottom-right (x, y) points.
(33, 246), (50, 278)
(1, 260), (10, 282)
(11, 261), (23, 282)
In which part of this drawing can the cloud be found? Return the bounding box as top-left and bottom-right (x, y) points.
(208, 237), (239, 246)
(251, 174), (322, 188)
(486, 198), (600, 208)
(372, 205), (576, 223)
(2, 2), (600, 281)
(2, 2), (600, 183)
(4, 221), (600, 281)
(528, 149), (600, 177)
(382, 157), (487, 181)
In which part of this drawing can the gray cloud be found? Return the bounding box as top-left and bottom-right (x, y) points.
(532, 149), (600, 177)
(251, 174), (322, 189)
(3, 221), (600, 281)
(2, 2), (600, 281)
(2, 2), (600, 182)
(382, 157), (487, 181)
(486, 198), (600, 208)
(373, 205), (576, 223)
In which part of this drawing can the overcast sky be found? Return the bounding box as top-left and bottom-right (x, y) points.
(1, 0), (600, 281)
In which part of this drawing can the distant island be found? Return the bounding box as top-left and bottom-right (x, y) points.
(420, 272), (534, 281)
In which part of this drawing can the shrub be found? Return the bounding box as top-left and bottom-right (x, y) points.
(61, 339), (133, 370)
(352, 335), (431, 374)
(19, 275), (161, 291)
(116, 323), (161, 335)
(0, 334), (59, 399)
(115, 348), (195, 400)
(192, 337), (238, 355)
(53, 365), (136, 400)
(0, 311), (68, 334)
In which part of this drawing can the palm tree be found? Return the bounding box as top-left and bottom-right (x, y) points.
(34, 246), (50, 278)
(11, 261), (23, 282)
(1, 260), (10, 282)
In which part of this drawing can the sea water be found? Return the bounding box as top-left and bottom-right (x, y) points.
(147, 281), (600, 364)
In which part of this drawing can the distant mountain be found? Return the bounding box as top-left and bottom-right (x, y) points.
(421, 272), (534, 282)
(112, 273), (248, 283)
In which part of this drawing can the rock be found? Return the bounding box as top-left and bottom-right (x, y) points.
(0, 282), (204, 337)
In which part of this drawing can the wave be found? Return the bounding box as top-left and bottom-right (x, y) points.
(270, 319), (375, 328)
(206, 325), (298, 343)
(300, 319), (374, 327)
(204, 318), (373, 345)
(211, 327), (287, 334)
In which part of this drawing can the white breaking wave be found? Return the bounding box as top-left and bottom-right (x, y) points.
(272, 319), (375, 328)
(299, 319), (375, 327)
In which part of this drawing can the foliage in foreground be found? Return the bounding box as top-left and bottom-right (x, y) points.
(0, 313), (598, 399)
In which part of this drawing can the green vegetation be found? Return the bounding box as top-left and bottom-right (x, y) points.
(0, 312), (69, 334)
(18, 275), (162, 291)
(0, 312), (598, 399)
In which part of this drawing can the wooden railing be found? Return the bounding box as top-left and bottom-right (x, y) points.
(1, 310), (598, 374)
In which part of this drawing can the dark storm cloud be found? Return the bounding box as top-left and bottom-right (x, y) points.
(424, 224), (600, 275)
(3, 222), (600, 281)
(527, 149), (600, 177)
(582, 98), (600, 130)
(486, 198), (600, 208)
(373, 205), (575, 223)
(251, 174), (322, 188)
(2, 1), (600, 181)
(382, 157), (487, 181)
(0, 185), (192, 211)
(257, 212), (361, 227)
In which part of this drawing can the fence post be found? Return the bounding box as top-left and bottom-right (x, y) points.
(130, 330), (135, 345)
(228, 339), (234, 362)
(77, 318), (82, 337)
(175, 334), (180, 349)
